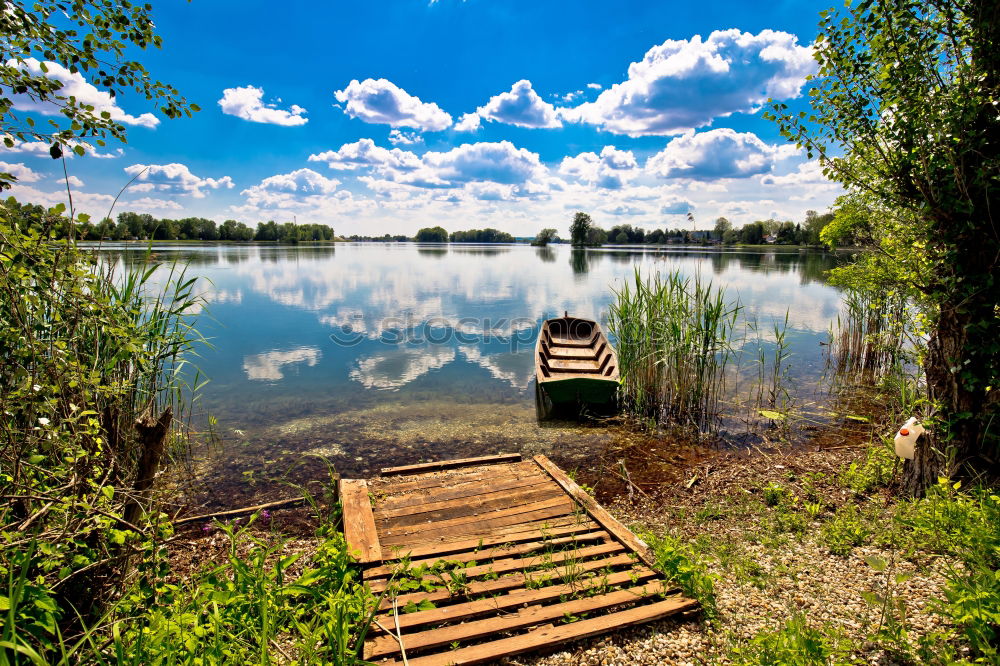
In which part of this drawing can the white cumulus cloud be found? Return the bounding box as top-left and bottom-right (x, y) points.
(310, 139), (544, 189)
(454, 112), (482, 132)
(126, 197), (184, 211)
(240, 169), (345, 209)
(308, 139), (422, 172)
(646, 128), (796, 180)
(3, 136), (124, 159)
(388, 129), (422, 146)
(334, 78), (452, 131)
(123, 163), (234, 198)
(468, 80), (561, 129)
(560, 29), (815, 136)
(411, 141), (546, 186)
(218, 85), (308, 126)
(559, 146), (638, 189)
(0, 161), (41, 182)
(8, 58), (159, 128)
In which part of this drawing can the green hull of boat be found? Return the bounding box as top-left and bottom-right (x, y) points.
(541, 377), (618, 406)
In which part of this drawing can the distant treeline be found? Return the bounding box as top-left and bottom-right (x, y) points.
(349, 227), (516, 243)
(571, 211), (836, 247)
(2, 200), (334, 242)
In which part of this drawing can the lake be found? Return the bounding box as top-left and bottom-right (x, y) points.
(98, 242), (849, 507)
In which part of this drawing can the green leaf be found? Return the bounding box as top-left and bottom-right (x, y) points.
(864, 555), (887, 571)
(759, 410), (785, 420)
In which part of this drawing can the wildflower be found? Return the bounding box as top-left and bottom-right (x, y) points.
(37, 417), (50, 426)
(260, 510), (271, 521)
(202, 522), (214, 533)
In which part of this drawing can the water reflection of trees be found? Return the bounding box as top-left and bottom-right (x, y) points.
(449, 246), (511, 256)
(703, 250), (838, 286)
(535, 247), (556, 263)
(417, 247), (449, 258)
(570, 249), (592, 275)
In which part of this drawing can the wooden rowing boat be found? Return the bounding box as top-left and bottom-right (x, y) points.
(535, 313), (619, 413)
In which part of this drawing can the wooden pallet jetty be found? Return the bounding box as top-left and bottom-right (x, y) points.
(339, 453), (698, 665)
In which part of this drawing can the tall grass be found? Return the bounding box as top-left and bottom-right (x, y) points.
(608, 269), (740, 430)
(831, 287), (909, 377)
(0, 211), (205, 652)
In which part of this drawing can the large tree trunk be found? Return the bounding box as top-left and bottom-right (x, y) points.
(906, 254), (999, 494)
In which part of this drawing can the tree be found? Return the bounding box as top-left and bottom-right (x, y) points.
(713, 217), (732, 239)
(585, 226), (607, 246)
(415, 226), (448, 242)
(767, 0), (1000, 492)
(569, 212), (592, 246)
(255, 221), (279, 241)
(803, 210), (834, 246)
(1, 0), (197, 183)
(532, 228), (558, 246)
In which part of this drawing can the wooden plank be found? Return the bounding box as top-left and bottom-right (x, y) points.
(380, 453), (522, 477)
(366, 582), (682, 658)
(365, 530), (609, 579)
(381, 596), (698, 665)
(377, 519), (599, 561)
(380, 495), (576, 538)
(374, 461), (540, 494)
(373, 567), (664, 632)
(380, 554), (645, 611)
(379, 500), (578, 546)
(533, 455), (656, 568)
(377, 474), (552, 513)
(339, 479), (382, 563)
(367, 541), (625, 593)
(377, 485), (563, 528)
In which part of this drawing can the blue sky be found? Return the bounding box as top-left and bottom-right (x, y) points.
(3, 0), (842, 236)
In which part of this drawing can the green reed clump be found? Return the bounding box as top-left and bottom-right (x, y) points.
(609, 269), (740, 429)
(832, 286), (910, 377)
(0, 205), (204, 655)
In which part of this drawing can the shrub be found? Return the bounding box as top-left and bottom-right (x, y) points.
(763, 482), (789, 507)
(641, 530), (717, 619)
(730, 613), (857, 665)
(894, 480), (1000, 661)
(110, 514), (379, 664)
(820, 504), (871, 556)
(839, 444), (897, 495)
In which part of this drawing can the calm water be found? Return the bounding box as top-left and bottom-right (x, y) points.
(98, 243), (848, 507)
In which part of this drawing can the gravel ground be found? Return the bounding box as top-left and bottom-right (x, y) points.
(505, 446), (960, 665)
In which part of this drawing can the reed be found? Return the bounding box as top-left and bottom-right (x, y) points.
(608, 269), (740, 430)
(0, 215), (206, 653)
(831, 286), (908, 377)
